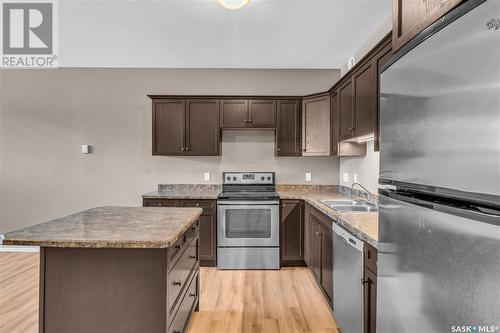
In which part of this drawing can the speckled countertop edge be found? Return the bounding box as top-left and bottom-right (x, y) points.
(2, 206), (203, 249)
(277, 186), (378, 248)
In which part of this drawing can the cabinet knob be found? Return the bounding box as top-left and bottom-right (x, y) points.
(248, 119), (252, 123)
(185, 146), (189, 151)
(172, 280), (182, 286)
(181, 147), (185, 151)
(189, 255), (196, 259)
(281, 204), (286, 208)
(302, 148), (306, 152)
(158, 203), (162, 206)
(195, 203), (200, 207)
(245, 120), (248, 123)
(189, 293), (196, 297)
(277, 148), (281, 152)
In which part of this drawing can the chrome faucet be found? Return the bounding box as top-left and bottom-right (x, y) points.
(351, 182), (376, 203)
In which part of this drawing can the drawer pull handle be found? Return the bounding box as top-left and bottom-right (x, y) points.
(158, 203), (162, 206)
(189, 293), (196, 297)
(172, 280), (182, 287)
(189, 255), (196, 259)
(195, 203), (200, 207)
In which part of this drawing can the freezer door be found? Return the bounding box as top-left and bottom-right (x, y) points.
(377, 193), (500, 333)
(379, 0), (500, 202)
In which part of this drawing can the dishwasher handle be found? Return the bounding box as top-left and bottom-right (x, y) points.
(333, 223), (364, 252)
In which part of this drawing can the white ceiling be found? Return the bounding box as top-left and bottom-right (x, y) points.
(58, 0), (392, 68)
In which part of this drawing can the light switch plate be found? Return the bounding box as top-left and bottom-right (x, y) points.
(81, 145), (90, 154)
(342, 172), (349, 183)
(353, 174), (358, 183)
(204, 172), (211, 181)
(305, 173), (312, 182)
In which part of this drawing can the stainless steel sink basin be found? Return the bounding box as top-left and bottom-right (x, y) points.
(320, 199), (378, 212)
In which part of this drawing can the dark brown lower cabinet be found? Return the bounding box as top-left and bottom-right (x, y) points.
(143, 198), (217, 267)
(280, 200), (305, 266)
(363, 243), (378, 333)
(38, 220), (199, 333)
(306, 204), (334, 307)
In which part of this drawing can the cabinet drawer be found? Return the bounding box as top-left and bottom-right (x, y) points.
(168, 270), (199, 333)
(167, 236), (198, 314)
(143, 199), (179, 207)
(180, 199), (215, 210)
(364, 243), (378, 274)
(310, 206), (333, 229)
(186, 219), (200, 246)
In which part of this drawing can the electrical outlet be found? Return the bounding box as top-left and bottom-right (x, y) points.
(342, 172), (349, 183)
(353, 174), (358, 183)
(305, 173), (312, 182)
(204, 172), (211, 181)
(81, 145), (90, 154)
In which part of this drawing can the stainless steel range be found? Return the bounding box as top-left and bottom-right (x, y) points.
(217, 172), (280, 270)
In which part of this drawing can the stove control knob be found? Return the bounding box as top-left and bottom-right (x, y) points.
(226, 176), (230, 181)
(267, 176), (271, 181)
(233, 177), (237, 181)
(261, 176), (265, 180)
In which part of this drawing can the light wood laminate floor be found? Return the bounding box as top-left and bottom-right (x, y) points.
(0, 252), (338, 333)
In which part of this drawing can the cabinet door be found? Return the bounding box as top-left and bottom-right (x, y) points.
(186, 99), (220, 156)
(393, 0), (463, 52)
(220, 99), (248, 128)
(309, 217), (322, 281)
(276, 100), (301, 157)
(320, 223), (333, 305)
(180, 200), (216, 266)
(152, 99), (185, 155)
(304, 203), (311, 267)
(302, 95), (331, 156)
(353, 61), (376, 138)
(330, 92), (339, 156)
(281, 200), (304, 265)
(374, 41), (393, 152)
(363, 268), (377, 333)
(248, 99), (276, 128)
(338, 79), (354, 140)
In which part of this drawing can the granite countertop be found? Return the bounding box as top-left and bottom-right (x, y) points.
(143, 184), (220, 200)
(277, 186), (378, 248)
(2, 206), (202, 249)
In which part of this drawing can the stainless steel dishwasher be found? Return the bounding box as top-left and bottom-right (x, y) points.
(332, 223), (364, 333)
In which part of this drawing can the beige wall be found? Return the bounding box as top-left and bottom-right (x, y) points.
(0, 68), (340, 233)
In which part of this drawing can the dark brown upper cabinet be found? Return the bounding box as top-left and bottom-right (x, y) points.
(330, 92), (339, 156)
(353, 61), (376, 138)
(186, 99), (220, 156)
(152, 98), (220, 156)
(276, 100), (301, 157)
(152, 99), (186, 156)
(393, 0), (463, 52)
(302, 94), (331, 156)
(220, 99), (276, 129)
(220, 99), (248, 128)
(248, 99), (276, 128)
(338, 79), (354, 141)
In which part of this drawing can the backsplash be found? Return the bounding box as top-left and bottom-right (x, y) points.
(158, 184), (222, 192)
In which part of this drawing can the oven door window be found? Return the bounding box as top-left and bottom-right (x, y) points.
(225, 208), (272, 238)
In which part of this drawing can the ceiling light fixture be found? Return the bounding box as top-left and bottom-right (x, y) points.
(217, 0), (250, 10)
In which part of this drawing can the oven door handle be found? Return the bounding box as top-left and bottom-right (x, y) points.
(217, 200), (280, 205)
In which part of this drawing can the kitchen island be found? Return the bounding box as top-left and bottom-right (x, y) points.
(3, 206), (202, 333)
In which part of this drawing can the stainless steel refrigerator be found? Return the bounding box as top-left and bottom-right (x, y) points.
(378, 0), (500, 332)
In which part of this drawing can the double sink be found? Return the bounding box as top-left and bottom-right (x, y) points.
(320, 199), (378, 212)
